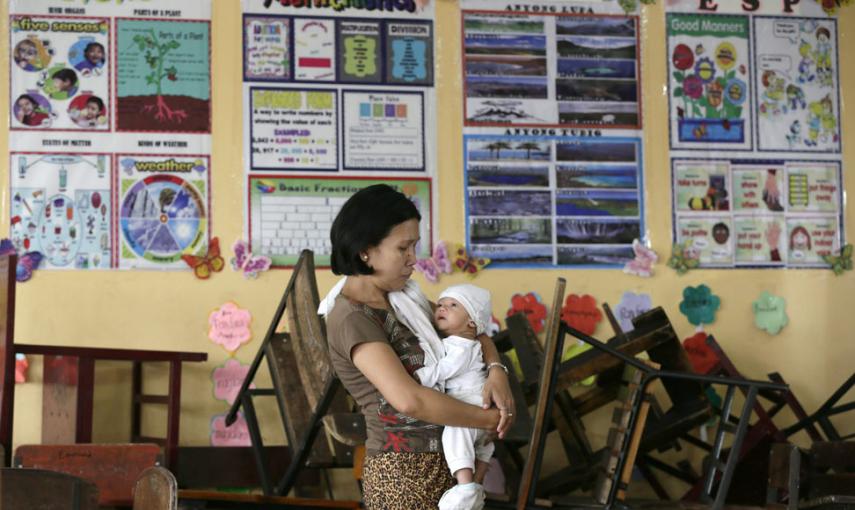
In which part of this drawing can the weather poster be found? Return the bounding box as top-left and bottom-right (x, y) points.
(464, 135), (644, 268)
(118, 155), (211, 270)
(462, 11), (641, 129)
(10, 153), (112, 270)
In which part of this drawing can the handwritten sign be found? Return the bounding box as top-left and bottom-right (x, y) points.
(752, 291), (788, 335)
(614, 291), (652, 332)
(679, 284), (721, 326)
(208, 302), (252, 353)
(212, 358), (255, 404)
(210, 412), (251, 447)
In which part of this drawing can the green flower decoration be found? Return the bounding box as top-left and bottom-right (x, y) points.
(822, 244), (852, 276)
(667, 241), (700, 275)
(679, 284), (720, 326)
(752, 291), (788, 335)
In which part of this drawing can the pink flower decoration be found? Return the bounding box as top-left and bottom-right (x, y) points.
(506, 292), (547, 334)
(212, 359), (255, 405)
(208, 302), (252, 353)
(560, 294), (602, 336)
(210, 412), (252, 447)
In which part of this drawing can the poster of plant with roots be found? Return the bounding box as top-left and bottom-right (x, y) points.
(116, 19), (210, 133)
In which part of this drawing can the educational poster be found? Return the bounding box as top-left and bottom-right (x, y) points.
(672, 159), (841, 267)
(117, 155), (211, 270)
(9, 1), (213, 273)
(461, 10), (641, 128)
(242, 0), (436, 261)
(10, 16), (110, 130)
(341, 90), (424, 170)
(247, 176), (431, 267)
(465, 135), (644, 268)
(248, 87), (338, 171)
(10, 153), (112, 270)
(753, 17), (839, 153)
(667, 14), (753, 151)
(115, 18), (211, 133)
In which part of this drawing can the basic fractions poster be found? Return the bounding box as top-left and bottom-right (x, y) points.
(9, 0), (212, 271)
(242, 0), (436, 268)
(461, 0), (645, 268)
(666, 0), (844, 270)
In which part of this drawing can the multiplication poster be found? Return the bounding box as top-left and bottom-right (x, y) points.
(9, 0), (212, 271)
(242, 0), (436, 267)
(665, 0), (844, 270)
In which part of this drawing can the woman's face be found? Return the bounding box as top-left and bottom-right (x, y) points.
(363, 218), (419, 292)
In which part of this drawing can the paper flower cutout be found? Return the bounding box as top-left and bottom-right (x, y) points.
(823, 244), (852, 276)
(414, 241), (452, 283)
(451, 244), (490, 278)
(614, 291), (653, 333)
(682, 332), (720, 374)
(667, 241), (700, 275)
(210, 412), (252, 447)
(679, 284), (720, 326)
(212, 359), (255, 404)
(15, 354), (28, 383)
(623, 239), (658, 277)
(560, 294), (602, 336)
(752, 291), (788, 335)
(506, 292), (547, 334)
(208, 302), (252, 353)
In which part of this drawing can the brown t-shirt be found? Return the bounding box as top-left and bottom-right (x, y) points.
(326, 295), (443, 455)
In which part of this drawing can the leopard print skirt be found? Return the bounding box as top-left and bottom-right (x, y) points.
(362, 451), (454, 509)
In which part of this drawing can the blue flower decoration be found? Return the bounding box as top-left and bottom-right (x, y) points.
(725, 78), (747, 106)
(679, 284), (721, 326)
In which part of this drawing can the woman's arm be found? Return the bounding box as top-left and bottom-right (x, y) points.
(478, 333), (516, 436)
(352, 341), (500, 430)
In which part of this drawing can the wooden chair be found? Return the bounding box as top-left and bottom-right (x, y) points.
(0, 254), (16, 468)
(14, 443), (161, 507)
(768, 441), (855, 508)
(133, 466), (177, 510)
(226, 250), (358, 501)
(0, 467), (99, 510)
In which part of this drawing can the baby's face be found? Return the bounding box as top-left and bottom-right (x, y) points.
(435, 297), (472, 336)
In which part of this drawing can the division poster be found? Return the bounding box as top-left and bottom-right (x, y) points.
(667, 13), (753, 151)
(9, 0), (212, 272)
(672, 159), (842, 267)
(242, 0), (436, 262)
(462, 10), (641, 129)
(465, 135), (644, 268)
(248, 176), (431, 267)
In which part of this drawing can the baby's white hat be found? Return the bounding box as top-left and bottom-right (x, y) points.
(438, 284), (492, 336)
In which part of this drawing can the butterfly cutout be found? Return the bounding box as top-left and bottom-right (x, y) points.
(667, 241), (700, 275)
(623, 239), (658, 278)
(230, 239), (272, 279)
(0, 238), (44, 282)
(414, 241), (452, 283)
(451, 244), (490, 278)
(182, 237), (225, 279)
(823, 244), (852, 276)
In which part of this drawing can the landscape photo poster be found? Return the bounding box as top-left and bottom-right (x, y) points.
(8, 0), (213, 271)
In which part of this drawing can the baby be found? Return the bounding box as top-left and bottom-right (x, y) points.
(416, 284), (494, 510)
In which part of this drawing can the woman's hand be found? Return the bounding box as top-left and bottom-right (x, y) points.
(482, 366), (515, 438)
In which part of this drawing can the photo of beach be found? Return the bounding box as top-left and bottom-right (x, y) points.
(556, 189), (640, 217)
(556, 164), (638, 189)
(468, 189), (552, 216)
(468, 139), (551, 161)
(468, 164), (550, 187)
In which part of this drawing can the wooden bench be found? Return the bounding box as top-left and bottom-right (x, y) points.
(0, 466), (99, 509)
(14, 443), (161, 507)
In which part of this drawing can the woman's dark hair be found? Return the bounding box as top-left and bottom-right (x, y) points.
(52, 68), (78, 86)
(330, 184), (421, 275)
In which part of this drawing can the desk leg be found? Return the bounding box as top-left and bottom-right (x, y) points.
(42, 355), (79, 444)
(75, 358), (95, 443)
(166, 360), (182, 469)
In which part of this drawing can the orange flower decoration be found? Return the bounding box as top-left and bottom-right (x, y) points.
(506, 292), (547, 334)
(682, 332), (720, 374)
(560, 294), (602, 336)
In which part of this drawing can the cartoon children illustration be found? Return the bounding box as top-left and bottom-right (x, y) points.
(74, 41), (105, 73)
(47, 68), (79, 100)
(759, 70), (786, 117)
(797, 40), (816, 84)
(14, 94), (50, 127)
(786, 120), (801, 149)
(815, 26), (832, 87)
(805, 94), (837, 146)
(786, 84), (806, 111)
(789, 225), (811, 259)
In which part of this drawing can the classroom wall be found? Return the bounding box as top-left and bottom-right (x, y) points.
(2, 0), (853, 493)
